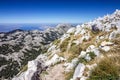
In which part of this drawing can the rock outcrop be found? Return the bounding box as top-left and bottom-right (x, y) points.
(39, 10), (120, 80)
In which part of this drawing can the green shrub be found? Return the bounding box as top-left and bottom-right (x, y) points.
(87, 52), (96, 59)
(79, 57), (87, 64)
(83, 38), (87, 42)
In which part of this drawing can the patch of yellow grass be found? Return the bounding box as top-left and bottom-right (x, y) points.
(64, 69), (74, 80)
(89, 36), (120, 80)
(60, 37), (70, 52)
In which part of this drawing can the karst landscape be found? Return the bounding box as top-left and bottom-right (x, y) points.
(0, 0), (120, 80)
(0, 10), (120, 80)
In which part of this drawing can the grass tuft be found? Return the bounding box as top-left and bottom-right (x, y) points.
(60, 37), (70, 52)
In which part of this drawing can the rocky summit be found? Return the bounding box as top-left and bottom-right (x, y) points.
(0, 24), (72, 80)
(1, 10), (120, 80)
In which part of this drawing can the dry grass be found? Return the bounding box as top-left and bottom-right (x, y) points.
(74, 34), (82, 40)
(80, 41), (95, 51)
(89, 55), (120, 80)
(53, 39), (61, 46)
(64, 69), (74, 80)
(17, 64), (28, 76)
(60, 37), (70, 52)
(89, 37), (120, 80)
(58, 52), (65, 57)
(67, 52), (79, 62)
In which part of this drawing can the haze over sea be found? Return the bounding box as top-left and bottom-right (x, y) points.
(0, 23), (55, 32)
(0, 23), (78, 32)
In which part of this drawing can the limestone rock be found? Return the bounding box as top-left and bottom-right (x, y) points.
(79, 51), (86, 58)
(65, 58), (79, 72)
(45, 54), (65, 66)
(73, 63), (85, 80)
(101, 41), (114, 46)
(100, 46), (110, 52)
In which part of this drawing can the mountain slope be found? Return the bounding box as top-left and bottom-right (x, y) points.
(0, 24), (72, 80)
(13, 10), (120, 80)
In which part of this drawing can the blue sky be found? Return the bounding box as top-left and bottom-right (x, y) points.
(0, 0), (120, 23)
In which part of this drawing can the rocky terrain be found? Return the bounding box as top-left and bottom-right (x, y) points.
(12, 10), (120, 80)
(0, 24), (72, 80)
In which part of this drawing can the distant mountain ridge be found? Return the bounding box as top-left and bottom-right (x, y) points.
(0, 24), (72, 80)
(0, 23), (78, 32)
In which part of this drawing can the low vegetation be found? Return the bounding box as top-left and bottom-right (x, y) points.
(69, 44), (82, 55)
(60, 37), (70, 52)
(87, 52), (96, 60)
(19, 64), (28, 74)
(89, 37), (120, 80)
(89, 56), (120, 80)
(65, 69), (74, 80)
(79, 57), (87, 64)
(53, 39), (60, 45)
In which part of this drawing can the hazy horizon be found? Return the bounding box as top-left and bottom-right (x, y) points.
(0, 23), (79, 32)
(0, 0), (120, 32)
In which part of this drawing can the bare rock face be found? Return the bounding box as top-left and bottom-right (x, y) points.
(73, 63), (85, 80)
(12, 55), (47, 80)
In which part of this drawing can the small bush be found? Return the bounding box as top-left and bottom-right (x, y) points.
(87, 52), (96, 59)
(79, 57), (87, 64)
(83, 38), (87, 42)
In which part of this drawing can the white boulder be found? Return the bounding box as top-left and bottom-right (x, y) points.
(92, 48), (100, 56)
(85, 54), (91, 61)
(12, 59), (46, 80)
(100, 46), (110, 52)
(79, 51), (87, 58)
(45, 54), (65, 66)
(86, 45), (95, 52)
(109, 31), (118, 40)
(73, 63), (85, 80)
(65, 58), (79, 72)
(74, 25), (82, 35)
(101, 41), (113, 46)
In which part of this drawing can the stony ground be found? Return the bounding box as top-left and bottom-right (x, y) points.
(41, 63), (65, 80)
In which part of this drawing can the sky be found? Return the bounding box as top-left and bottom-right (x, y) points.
(0, 0), (120, 23)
